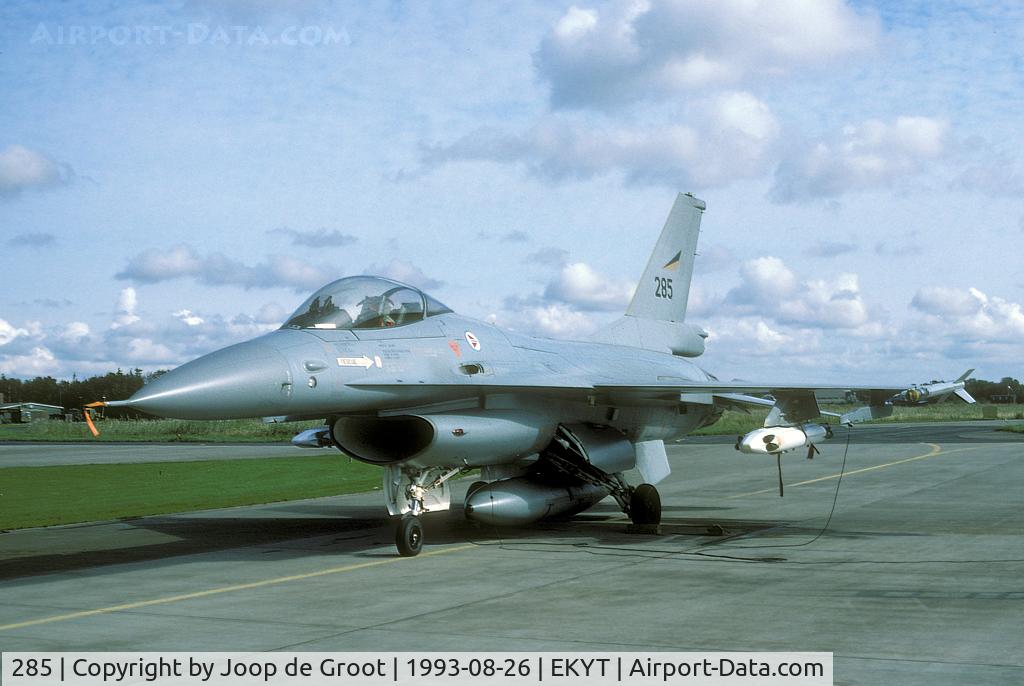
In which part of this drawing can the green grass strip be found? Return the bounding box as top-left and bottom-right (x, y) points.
(0, 419), (322, 442)
(0, 454), (381, 530)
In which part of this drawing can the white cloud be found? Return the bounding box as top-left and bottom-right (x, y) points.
(118, 288), (138, 315)
(706, 318), (801, 356)
(173, 309), (204, 326)
(118, 245), (202, 283)
(269, 256), (330, 292)
(911, 286), (1024, 342)
(911, 286), (981, 317)
(554, 6), (599, 41)
(543, 262), (635, 311)
(683, 282), (717, 318)
(0, 318), (31, 346)
(491, 260), (635, 337)
(728, 256), (799, 303)
(772, 116), (950, 202)
(497, 303), (598, 339)
(111, 287), (141, 329)
(0, 144), (72, 196)
(60, 321), (91, 343)
(125, 338), (177, 364)
(425, 91), (779, 187)
(0, 346), (58, 375)
(536, 0), (879, 108)
(724, 256), (872, 329)
(116, 244), (332, 292)
(0, 282), (301, 378)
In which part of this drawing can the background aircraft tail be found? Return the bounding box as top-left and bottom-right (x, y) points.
(589, 193), (708, 357)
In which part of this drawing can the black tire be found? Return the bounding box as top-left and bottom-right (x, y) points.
(466, 480), (487, 499)
(630, 484), (662, 526)
(395, 515), (424, 557)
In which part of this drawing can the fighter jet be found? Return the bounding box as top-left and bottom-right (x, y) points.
(98, 194), (973, 555)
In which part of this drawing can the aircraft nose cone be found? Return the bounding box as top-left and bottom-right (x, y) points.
(123, 338), (293, 419)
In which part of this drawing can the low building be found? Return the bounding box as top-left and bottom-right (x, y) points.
(0, 402), (66, 423)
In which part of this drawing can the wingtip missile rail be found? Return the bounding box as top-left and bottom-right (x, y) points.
(892, 369), (976, 405)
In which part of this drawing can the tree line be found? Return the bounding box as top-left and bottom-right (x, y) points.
(964, 377), (1021, 401)
(0, 369), (168, 419)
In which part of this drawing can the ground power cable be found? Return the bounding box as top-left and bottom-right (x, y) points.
(457, 425), (1024, 566)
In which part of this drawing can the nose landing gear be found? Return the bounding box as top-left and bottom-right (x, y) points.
(395, 515), (424, 557)
(384, 465), (467, 556)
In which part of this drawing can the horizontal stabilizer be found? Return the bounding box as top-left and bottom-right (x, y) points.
(954, 388), (976, 404)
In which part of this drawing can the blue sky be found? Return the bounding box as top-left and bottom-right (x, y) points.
(1, 0), (1022, 384)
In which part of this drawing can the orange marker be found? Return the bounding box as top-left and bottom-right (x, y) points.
(83, 401), (105, 438)
(84, 410), (100, 437)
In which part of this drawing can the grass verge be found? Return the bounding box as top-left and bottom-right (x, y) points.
(0, 454), (380, 530)
(0, 418), (322, 442)
(997, 423), (1024, 433)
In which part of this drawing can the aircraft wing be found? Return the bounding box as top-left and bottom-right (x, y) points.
(348, 378), (900, 424)
(350, 374), (970, 425)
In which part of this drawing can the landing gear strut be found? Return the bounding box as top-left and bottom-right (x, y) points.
(395, 515), (424, 557)
(539, 426), (663, 532)
(384, 465), (468, 556)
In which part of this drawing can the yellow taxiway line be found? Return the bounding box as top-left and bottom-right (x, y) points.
(727, 442), (983, 499)
(0, 544), (475, 633)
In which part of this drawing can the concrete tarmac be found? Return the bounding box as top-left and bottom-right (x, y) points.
(1, 423), (1022, 685)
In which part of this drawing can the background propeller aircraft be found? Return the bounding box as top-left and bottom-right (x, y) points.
(97, 194), (974, 555)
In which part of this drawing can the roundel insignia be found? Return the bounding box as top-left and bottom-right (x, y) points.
(464, 331), (481, 351)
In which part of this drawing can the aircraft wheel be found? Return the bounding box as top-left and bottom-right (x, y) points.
(629, 484), (662, 526)
(395, 515), (423, 557)
(466, 480), (487, 498)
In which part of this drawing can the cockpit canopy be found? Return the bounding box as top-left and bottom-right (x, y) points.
(281, 276), (452, 331)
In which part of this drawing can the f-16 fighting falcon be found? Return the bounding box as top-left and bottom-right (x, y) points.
(95, 194), (975, 556)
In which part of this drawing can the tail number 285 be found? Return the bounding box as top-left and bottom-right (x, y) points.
(654, 276), (673, 299)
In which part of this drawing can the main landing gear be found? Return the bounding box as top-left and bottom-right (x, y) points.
(629, 483), (662, 527)
(540, 426), (663, 532)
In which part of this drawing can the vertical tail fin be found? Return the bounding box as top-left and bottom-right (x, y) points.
(589, 193), (707, 356)
(626, 192), (704, 323)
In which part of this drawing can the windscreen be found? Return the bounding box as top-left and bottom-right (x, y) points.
(281, 276), (449, 330)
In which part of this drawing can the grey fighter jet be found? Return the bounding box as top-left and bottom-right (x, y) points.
(101, 194), (974, 555)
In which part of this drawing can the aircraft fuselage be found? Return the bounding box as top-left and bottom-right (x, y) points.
(125, 313), (716, 446)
